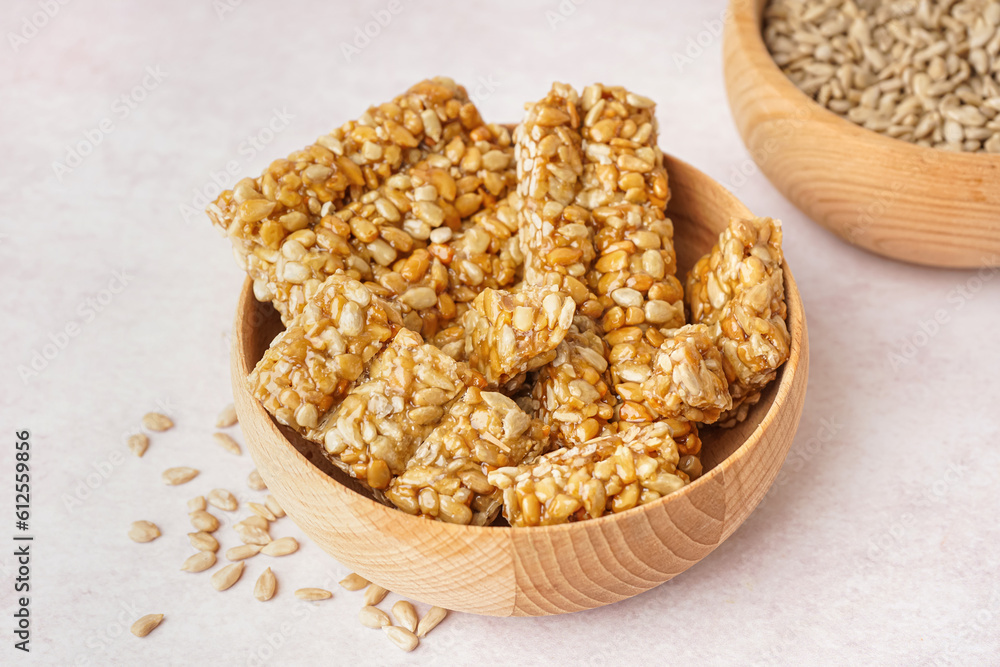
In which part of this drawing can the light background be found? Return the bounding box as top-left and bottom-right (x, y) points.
(2, 1), (999, 665)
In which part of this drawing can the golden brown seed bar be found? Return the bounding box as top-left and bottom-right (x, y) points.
(576, 84), (685, 409)
(250, 272), (403, 433)
(331, 138), (515, 266)
(488, 421), (689, 527)
(207, 78), (508, 323)
(462, 286), (576, 386)
(638, 324), (732, 424)
(531, 329), (617, 446)
(715, 270), (790, 425)
(686, 216), (784, 324)
(686, 217), (789, 424)
(438, 192), (524, 304)
(514, 83), (597, 309)
(578, 84), (681, 330)
(331, 129), (517, 339)
(384, 388), (548, 525)
(310, 329), (479, 489)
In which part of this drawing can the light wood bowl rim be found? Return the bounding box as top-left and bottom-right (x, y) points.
(230, 152), (807, 536)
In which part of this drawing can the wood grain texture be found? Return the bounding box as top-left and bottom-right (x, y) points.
(723, 0), (1000, 268)
(231, 153), (809, 617)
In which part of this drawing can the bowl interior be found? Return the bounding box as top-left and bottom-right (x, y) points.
(238, 154), (781, 511)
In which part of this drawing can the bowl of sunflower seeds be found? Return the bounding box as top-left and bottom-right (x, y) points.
(724, 0), (1000, 268)
(216, 78), (809, 616)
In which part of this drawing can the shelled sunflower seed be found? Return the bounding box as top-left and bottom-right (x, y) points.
(360, 605), (392, 628)
(384, 626), (420, 652)
(261, 536), (299, 556)
(142, 413), (174, 431)
(128, 520), (161, 543)
(215, 403), (238, 428)
(764, 0), (1000, 152)
(254, 568), (277, 601)
(213, 433), (242, 456)
(181, 551), (216, 573)
(295, 588), (333, 601)
(391, 600), (419, 632)
(415, 606), (449, 638)
(130, 614), (164, 638)
(339, 573), (370, 591)
(211, 562), (245, 591)
(187, 531), (219, 552)
(226, 544), (263, 561)
(207, 488), (238, 511)
(189, 510), (220, 532)
(247, 469), (267, 491)
(127, 433), (149, 457)
(163, 467), (199, 485)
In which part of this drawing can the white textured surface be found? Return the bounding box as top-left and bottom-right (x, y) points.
(2, 1), (999, 665)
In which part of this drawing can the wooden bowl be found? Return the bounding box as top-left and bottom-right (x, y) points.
(723, 0), (1000, 268)
(231, 153), (810, 616)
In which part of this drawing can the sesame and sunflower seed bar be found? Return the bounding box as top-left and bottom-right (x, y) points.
(249, 272), (403, 433)
(531, 329), (617, 446)
(579, 84), (682, 331)
(488, 421), (689, 527)
(686, 216), (789, 424)
(638, 324), (732, 424)
(309, 123), (518, 339)
(440, 192), (524, 304)
(311, 329), (479, 489)
(714, 270), (790, 425)
(573, 85), (691, 424)
(385, 388), (548, 525)
(208, 78), (511, 324)
(686, 216), (784, 324)
(514, 83), (598, 312)
(462, 286), (576, 386)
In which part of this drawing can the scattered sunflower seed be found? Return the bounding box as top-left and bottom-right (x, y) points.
(162, 467), (199, 486)
(128, 521), (160, 543)
(247, 469), (266, 491)
(239, 515), (269, 530)
(210, 562), (244, 591)
(207, 488), (238, 512)
(215, 403), (238, 428)
(392, 600), (419, 633)
(260, 537), (298, 557)
(187, 496), (207, 512)
(142, 413), (173, 432)
(264, 495), (285, 518)
(254, 567), (276, 601)
(415, 606), (448, 638)
(213, 432), (242, 456)
(359, 605), (392, 629)
(248, 502), (276, 521)
(189, 510), (220, 532)
(339, 573), (370, 591)
(130, 614), (164, 637)
(127, 434), (149, 457)
(226, 544), (262, 561)
(363, 584), (389, 607)
(383, 626), (419, 652)
(234, 522), (271, 545)
(187, 531), (219, 552)
(295, 588), (332, 601)
(181, 551), (216, 573)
